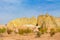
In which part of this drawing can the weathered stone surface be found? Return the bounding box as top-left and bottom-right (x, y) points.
(7, 17), (37, 28)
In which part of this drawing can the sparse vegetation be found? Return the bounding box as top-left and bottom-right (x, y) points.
(18, 28), (32, 35)
(56, 27), (60, 32)
(38, 26), (47, 34)
(18, 29), (25, 35)
(0, 28), (6, 37)
(24, 28), (32, 34)
(36, 31), (41, 37)
(0, 28), (6, 33)
(50, 28), (56, 37)
(36, 26), (47, 37)
(7, 29), (13, 34)
(39, 28), (44, 34)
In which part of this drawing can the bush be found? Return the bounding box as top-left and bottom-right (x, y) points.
(7, 29), (13, 34)
(36, 31), (41, 37)
(50, 28), (56, 37)
(56, 27), (60, 32)
(35, 27), (47, 37)
(18, 28), (32, 35)
(44, 27), (47, 33)
(40, 29), (44, 34)
(24, 28), (32, 34)
(0, 28), (6, 33)
(18, 29), (24, 35)
(38, 27), (47, 34)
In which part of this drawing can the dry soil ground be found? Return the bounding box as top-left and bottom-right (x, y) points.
(0, 33), (60, 40)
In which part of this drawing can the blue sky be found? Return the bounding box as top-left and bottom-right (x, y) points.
(0, 0), (60, 24)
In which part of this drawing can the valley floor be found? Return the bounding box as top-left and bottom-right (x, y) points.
(0, 33), (60, 40)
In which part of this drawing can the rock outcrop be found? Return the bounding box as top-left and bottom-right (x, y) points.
(37, 14), (60, 32)
(7, 16), (37, 30)
(6, 14), (60, 31)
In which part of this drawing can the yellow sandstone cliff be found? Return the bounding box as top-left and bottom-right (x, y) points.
(7, 16), (37, 28)
(7, 13), (60, 31)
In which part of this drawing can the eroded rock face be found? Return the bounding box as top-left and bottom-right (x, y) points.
(37, 14), (60, 32)
(6, 14), (60, 32)
(55, 18), (60, 27)
(7, 17), (37, 28)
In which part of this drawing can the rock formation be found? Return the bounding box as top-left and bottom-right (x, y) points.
(37, 13), (60, 32)
(7, 16), (37, 30)
(6, 13), (60, 31)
